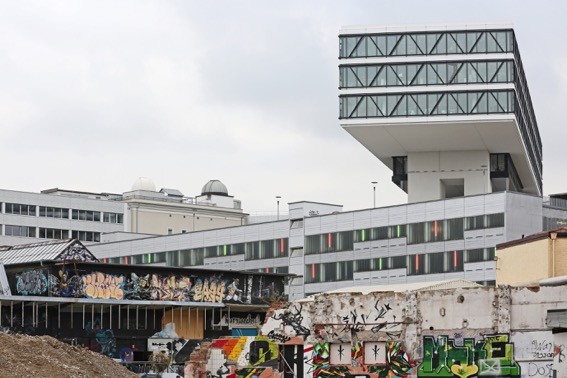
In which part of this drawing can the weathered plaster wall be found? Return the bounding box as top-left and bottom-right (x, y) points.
(253, 285), (567, 378)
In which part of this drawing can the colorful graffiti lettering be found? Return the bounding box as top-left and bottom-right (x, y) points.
(305, 341), (352, 377)
(386, 341), (415, 376)
(352, 341), (363, 367)
(302, 340), (416, 378)
(226, 278), (244, 301)
(14, 267), (279, 305)
(191, 337), (280, 378)
(366, 342), (416, 377)
(48, 270), (84, 297)
(248, 338), (278, 367)
(83, 272), (125, 300)
(58, 244), (98, 262)
(85, 317), (116, 357)
(194, 277), (231, 303)
(149, 274), (192, 301)
(417, 334), (521, 377)
(309, 341), (330, 376)
(16, 270), (47, 295)
(124, 273), (151, 300)
(209, 336), (279, 369)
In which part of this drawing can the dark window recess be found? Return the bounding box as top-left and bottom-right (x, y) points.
(392, 156), (408, 192)
(490, 153), (523, 191)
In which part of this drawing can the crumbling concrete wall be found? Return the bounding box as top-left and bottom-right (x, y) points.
(508, 285), (567, 377)
(258, 285), (567, 377)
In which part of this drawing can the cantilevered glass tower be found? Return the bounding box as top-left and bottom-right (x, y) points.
(339, 24), (541, 203)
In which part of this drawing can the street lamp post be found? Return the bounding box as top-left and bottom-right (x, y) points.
(371, 181), (378, 208)
(276, 196), (281, 220)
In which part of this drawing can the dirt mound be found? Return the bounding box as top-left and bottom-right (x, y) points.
(0, 331), (137, 378)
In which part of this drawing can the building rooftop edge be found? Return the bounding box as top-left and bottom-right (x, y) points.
(497, 226), (567, 250)
(288, 200), (343, 207)
(340, 22), (515, 36)
(40, 187), (122, 197)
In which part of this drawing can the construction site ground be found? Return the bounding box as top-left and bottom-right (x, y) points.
(0, 331), (138, 377)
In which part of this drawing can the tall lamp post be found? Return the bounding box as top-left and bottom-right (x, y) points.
(371, 181), (378, 208)
(276, 196), (281, 220)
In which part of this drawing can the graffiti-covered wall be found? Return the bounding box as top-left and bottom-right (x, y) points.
(185, 336), (281, 378)
(9, 262), (285, 305)
(255, 285), (567, 378)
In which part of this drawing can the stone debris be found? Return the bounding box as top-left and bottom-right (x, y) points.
(0, 331), (137, 378)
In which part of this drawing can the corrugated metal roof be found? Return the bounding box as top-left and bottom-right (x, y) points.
(298, 279), (482, 302)
(0, 239), (96, 265)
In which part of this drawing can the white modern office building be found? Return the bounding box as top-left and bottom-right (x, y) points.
(7, 24), (567, 300)
(339, 23), (541, 203)
(0, 178), (247, 246)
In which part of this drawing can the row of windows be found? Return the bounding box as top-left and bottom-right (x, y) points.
(203, 238), (289, 260)
(5, 203), (36, 216)
(340, 60), (514, 88)
(72, 209), (101, 222)
(4, 225), (36, 238)
(354, 225), (407, 243)
(339, 90), (515, 119)
(72, 230), (101, 242)
(103, 212), (124, 224)
(543, 216), (567, 231)
(305, 213), (504, 254)
(40, 227), (69, 239)
(256, 266), (289, 274)
(465, 213), (505, 230)
(305, 231), (354, 255)
(1, 225), (100, 242)
(105, 238), (289, 267)
(104, 249), (292, 276)
(305, 248), (495, 283)
(1, 203), (123, 224)
(39, 206), (69, 219)
(407, 218), (466, 244)
(339, 30), (514, 58)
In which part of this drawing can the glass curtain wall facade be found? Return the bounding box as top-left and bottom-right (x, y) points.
(339, 28), (542, 194)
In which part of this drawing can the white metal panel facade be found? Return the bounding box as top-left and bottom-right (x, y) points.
(83, 192), (556, 300)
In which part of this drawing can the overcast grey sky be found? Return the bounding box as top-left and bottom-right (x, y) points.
(0, 1), (566, 214)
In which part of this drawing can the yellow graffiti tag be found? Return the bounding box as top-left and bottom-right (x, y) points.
(194, 279), (226, 303)
(83, 273), (124, 300)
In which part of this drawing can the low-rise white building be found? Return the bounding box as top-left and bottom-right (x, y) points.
(88, 191), (567, 300)
(0, 178), (247, 246)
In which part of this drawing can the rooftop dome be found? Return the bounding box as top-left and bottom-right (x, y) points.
(201, 179), (228, 196)
(131, 177), (156, 192)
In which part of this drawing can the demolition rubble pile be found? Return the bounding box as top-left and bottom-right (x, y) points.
(0, 332), (137, 378)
